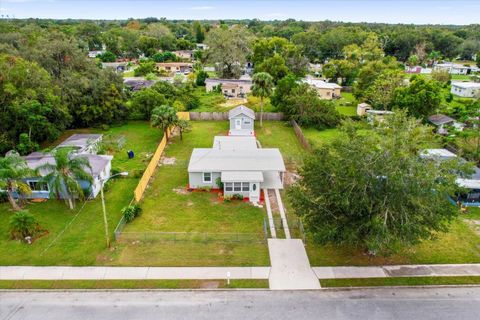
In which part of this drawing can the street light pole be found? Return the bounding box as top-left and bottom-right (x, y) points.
(100, 172), (128, 248)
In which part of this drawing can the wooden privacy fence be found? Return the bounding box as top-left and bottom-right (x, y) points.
(290, 119), (312, 151)
(189, 112), (284, 121)
(133, 112), (190, 202)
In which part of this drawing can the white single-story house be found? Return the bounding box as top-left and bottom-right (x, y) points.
(451, 82), (480, 98)
(88, 50), (105, 58)
(205, 78), (253, 98)
(156, 62), (193, 75)
(196, 43), (209, 50)
(228, 105), (255, 136)
(434, 63), (470, 75)
(187, 142), (285, 203)
(14, 134), (112, 200)
(421, 148), (480, 205)
(302, 78), (342, 100)
(428, 114), (465, 135)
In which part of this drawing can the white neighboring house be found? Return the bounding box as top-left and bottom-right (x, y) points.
(187, 135), (285, 203)
(434, 63), (469, 75)
(17, 134), (112, 200)
(228, 105), (255, 136)
(451, 82), (480, 98)
(302, 78), (342, 100)
(88, 50), (105, 58)
(205, 78), (253, 98)
(428, 114), (466, 135)
(357, 103), (372, 116)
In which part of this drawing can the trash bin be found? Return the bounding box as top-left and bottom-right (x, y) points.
(127, 150), (134, 159)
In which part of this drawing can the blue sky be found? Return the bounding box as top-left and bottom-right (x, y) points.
(0, 0), (479, 25)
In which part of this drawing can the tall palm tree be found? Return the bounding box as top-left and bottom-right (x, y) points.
(38, 148), (92, 210)
(151, 105), (178, 140)
(0, 153), (34, 211)
(252, 72), (274, 127)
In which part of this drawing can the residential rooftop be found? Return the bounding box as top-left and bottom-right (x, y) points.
(228, 105), (255, 120)
(57, 134), (102, 150)
(303, 78), (342, 89)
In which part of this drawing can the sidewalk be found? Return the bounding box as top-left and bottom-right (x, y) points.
(313, 264), (480, 279)
(0, 266), (270, 280)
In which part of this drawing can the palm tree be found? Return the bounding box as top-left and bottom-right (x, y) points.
(252, 72), (274, 127)
(0, 153), (34, 211)
(151, 105), (179, 140)
(38, 148), (92, 210)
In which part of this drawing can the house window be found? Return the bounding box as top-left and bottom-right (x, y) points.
(242, 182), (249, 191)
(244, 120), (251, 125)
(234, 182), (242, 192)
(28, 181), (49, 192)
(203, 172), (212, 183)
(232, 89), (236, 93)
(225, 182), (233, 192)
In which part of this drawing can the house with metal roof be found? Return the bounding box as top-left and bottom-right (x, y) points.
(188, 134), (285, 203)
(302, 78), (342, 100)
(228, 105), (255, 136)
(451, 82), (480, 98)
(14, 134), (112, 200)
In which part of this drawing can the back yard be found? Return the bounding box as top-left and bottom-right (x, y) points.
(0, 122), (162, 265)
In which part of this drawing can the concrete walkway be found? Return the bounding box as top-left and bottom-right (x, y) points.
(268, 239), (321, 290)
(0, 266), (270, 280)
(313, 264), (480, 279)
(274, 189), (290, 239)
(263, 188), (277, 238)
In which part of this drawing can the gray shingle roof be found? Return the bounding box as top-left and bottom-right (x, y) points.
(228, 105), (255, 120)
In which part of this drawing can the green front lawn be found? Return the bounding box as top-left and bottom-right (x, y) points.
(0, 122), (161, 265)
(104, 121), (270, 266)
(334, 92), (357, 116)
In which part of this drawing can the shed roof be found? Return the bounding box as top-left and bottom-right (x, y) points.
(428, 114), (455, 126)
(456, 178), (480, 189)
(188, 148), (285, 172)
(213, 136), (257, 150)
(420, 149), (457, 159)
(221, 171), (264, 182)
(451, 82), (480, 89)
(228, 105), (255, 120)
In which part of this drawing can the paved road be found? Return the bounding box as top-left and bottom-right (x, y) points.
(2, 287), (480, 320)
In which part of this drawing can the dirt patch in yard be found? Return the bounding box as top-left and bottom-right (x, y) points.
(173, 187), (188, 194)
(160, 157), (176, 165)
(284, 170), (300, 186)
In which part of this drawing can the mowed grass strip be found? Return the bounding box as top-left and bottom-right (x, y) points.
(320, 276), (480, 288)
(0, 279), (269, 289)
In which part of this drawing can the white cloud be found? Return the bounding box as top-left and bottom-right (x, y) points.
(189, 6), (215, 11)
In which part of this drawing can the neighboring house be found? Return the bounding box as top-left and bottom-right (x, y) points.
(366, 110), (394, 124)
(302, 78), (342, 100)
(357, 103), (372, 116)
(428, 114), (465, 135)
(123, 78), (155, 91)
(228, 105), (255, 136)
(173, 50), (194, 60)
(405, 65), (422, 74)
(156, 62), (193, 75)
(205, 78), (253, 98)
(187, 136), (286, 203)
(434, 63), (469, 75)
(101, 62), (128, 72)
(16, 134), (112, 200)
(308, 63), (322, 75)
(421, 148), (480, 206)
(451, 82), (480, 98)
(88, 50), (104, 58)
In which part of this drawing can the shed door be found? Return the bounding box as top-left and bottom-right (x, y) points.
(235, 119), (242, 130)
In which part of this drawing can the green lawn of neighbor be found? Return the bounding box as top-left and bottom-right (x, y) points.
(320, 276), (480, 288)
(0, 122), (161, 266)
(335, 92), (357, 116)
(103, 121), (270, 267)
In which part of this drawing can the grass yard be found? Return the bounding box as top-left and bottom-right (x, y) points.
(0, 122), (161, 266)
(193, 87), (277, 112)
(334, 92), (357, 117)
(103, 121), (270, 266)
(255, 121), (305, 168)
(320, 276), (480, 288)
